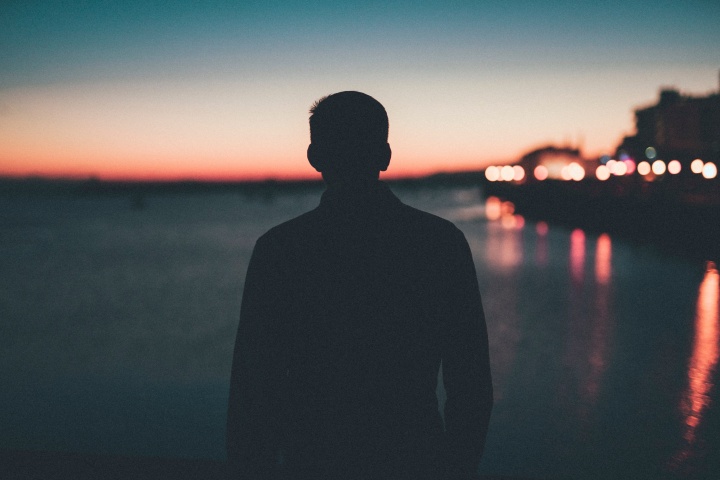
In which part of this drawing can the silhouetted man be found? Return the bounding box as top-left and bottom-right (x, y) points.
(227, 91), (492, 480)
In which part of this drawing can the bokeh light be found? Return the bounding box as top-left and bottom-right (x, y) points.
(612, 161), (628, 176)
(501, 165), (515, 182)
(668, 160), (682, 175)
(652, 160), (667, 175)
(501, 201), (515, 216)
(638, 161), (651, 176)
(691, 159), (704, 174)
(485, 196), (501, 221)
(485, 166), (500, 182)
(645, 147), (657, 160)
(569, 162), (585, 181)
(513, 165), (525, 182)
(561, 166), (572, 181)
(703, 162), (717, 179)
(596, 165), (610, 181)
(624, 159), (636, 174)
(534, 165), (549, 181)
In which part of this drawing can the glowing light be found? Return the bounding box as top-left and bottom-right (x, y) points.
(596, 165), (610, 181)
(514, 215), (525, 229)
(534, 165), (549, 181)
(501, 201), (515, 216)
(595, 234), (612, 285)
(652, 160), (666, 175)
(485, 166), (500, 182)
(612, 161), (627, 176)
(606, 159), (616, 171)
(645, 146), (657, 159)
(513, 165), (525, 182)
(536, 221), (549, 236)
(500, 165), (515, 182)
(501, 215), (517, 229)
(485, 196), (501, 221)
(560, 165), (572, 181)
(702, 162), (717, 179)
(637, 161), (651, 176)
(691, 159), (704, 174)
(568, 162), (585, 181)
(668, 160), (682, 175)
(624, 159), (636, 174)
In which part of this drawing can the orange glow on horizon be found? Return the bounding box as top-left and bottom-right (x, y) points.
(0, 150), (497, 182)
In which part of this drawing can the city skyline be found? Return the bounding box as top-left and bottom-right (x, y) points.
(1, 1), (719, 180)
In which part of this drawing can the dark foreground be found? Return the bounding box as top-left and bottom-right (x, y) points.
(0, 450), (535, 480)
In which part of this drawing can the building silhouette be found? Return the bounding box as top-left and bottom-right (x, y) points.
(618, 85), (720, 168)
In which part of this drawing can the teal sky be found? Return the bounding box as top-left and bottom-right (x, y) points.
(2, 1), (719, 179)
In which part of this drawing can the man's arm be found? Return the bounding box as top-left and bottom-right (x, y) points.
(441, 228), (493, 479)
(226, 236), (288, 479)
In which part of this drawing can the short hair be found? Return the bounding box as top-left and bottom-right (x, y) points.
(309, 91), (389, 148)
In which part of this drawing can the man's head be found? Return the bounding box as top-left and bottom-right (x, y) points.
(308, 91), (391, 182)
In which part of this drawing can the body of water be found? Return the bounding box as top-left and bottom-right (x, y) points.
(1, 184), (718, 478)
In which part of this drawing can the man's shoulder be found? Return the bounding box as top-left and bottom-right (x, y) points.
(366, 201), (464, 251)
(255, 208), (322, 246)
(254, 195), (466, 250)
(395, 202), (461, 233)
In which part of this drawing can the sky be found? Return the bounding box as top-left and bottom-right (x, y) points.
(1, 1), (719, 180)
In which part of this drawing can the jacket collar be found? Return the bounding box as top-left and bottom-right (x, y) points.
(319, 180), (401, 211)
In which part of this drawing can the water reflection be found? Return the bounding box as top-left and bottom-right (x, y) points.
(586, 234), (613, 404)
(595, 234), (612, 285)
(564, 229), (587, 417)
(484, 197), (524, 270)
(671, 262), (720, 470)
(570, 229), (585, 283)
(562, 230), (615, 425)
(534, 222), (549, 267)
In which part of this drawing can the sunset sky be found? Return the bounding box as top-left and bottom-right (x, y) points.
(1, 1), (719, 180)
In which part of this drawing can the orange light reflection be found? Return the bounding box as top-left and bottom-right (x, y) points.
(684, 263), (719, 439)
(671, 262), (720, 470)
(595, 234), (612, 285)
(485, 196), (524, 271)
(570, 229), (585, 283)
(485, 196), (502, 221)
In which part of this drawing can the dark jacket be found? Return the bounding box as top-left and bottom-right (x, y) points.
(227, 182), (492, 480)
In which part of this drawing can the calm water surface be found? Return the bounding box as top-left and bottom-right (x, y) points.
(0, 185), (718, 479)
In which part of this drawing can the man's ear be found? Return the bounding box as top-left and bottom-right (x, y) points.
(307, 144), (324, 173)
(377, 143), (391, 172)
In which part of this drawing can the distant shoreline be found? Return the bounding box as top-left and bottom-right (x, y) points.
(0, 171), (487, 196)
